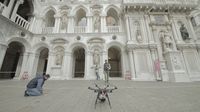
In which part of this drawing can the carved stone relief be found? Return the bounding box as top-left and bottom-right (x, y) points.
(54, 46), (65, 65)
(172, 55), (182, 70)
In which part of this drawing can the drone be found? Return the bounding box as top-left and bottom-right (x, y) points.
(88, 83), (117, 109)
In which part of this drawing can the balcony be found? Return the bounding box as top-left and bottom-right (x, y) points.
(106, 26), (120, 33)
(12, 14), (30, 30)
(42, 27), (54, 34)
(74, 26), (87, 33)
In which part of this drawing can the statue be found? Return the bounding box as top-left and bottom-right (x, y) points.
(55, 47), (64, 65)
(61, 14), (68, 30)
(94, 14), (101, 32)
(180, 24), (190, 40)
(93, 49), (100, 66)
(161, 31), (173, 51)
(136, 29), (143, 43)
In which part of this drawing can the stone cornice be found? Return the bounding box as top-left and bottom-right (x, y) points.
(177, 43), (197, 49)
(127, 43), (157, 49)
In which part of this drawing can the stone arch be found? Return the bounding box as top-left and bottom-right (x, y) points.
(32, 43), (49, 75)
(75, 8), (87, 26)
(7, 37), (31, 52)
(105, 6), (121, 26)
(104, 5), (121, 16)
(33, 42), (50, 54)
(1, 41), (25, 79)
(71, 5), (89, 16)
(107, 45), (123, 77)
(42, 6), (57, 16)
(69, 42), (87, 52)
(107, 41), (124, 50)
(69, 42), (87, 78)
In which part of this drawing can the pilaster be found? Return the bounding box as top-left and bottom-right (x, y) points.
(87, 16), (93, 33)
(67, 16), (74, 33)
(0, 43), (7, 70)
(125, 15), (131, 41)
(101, 15), (106, 33)
(54, 14), (61, 33)
(46, 50), (54, 75)
(63, 51), (72, 79)
(144, 15), (154, 43)
(128, 49), (136, 79)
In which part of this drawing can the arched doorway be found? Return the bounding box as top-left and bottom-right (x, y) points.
(73, 47), (85, 78)
(36, 48), (49, 75)
(108, 47), (122, 77)
(0, 42), (24, 79)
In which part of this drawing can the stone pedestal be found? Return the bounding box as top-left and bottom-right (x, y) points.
(164, 51), (190, 82)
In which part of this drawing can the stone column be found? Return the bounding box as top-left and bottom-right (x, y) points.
(67, 16), (74, 33)
(150, 48), (161, 80)
(26, 52), (38, 79)
(54, 14), (61, 33)
(28, 14), (36, 32)
(32, 53), (40, 77)
(2, 0), (15, 18)
(128, 49), (136, 79)
(15, 53), (23, 79)
(46, 51), (54, 75)
(144, 15), (154, 43)
(87, 15), (93, 33)
(0, 43), (7, 70)
(101, 15), (106, 32)
(84, 50), (94, 79)
(18, 52), (29, 79)
(11, 0), (24, 21)
(63, 51), (72, 79)
(125, 15), (131, 41)
(31, 15), (44, 34)
(172, 19), (183, 43)
(186, 16), (197, 41)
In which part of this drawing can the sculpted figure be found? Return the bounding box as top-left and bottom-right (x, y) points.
(55, 47), (64, 65)
(93, 49), (100, 66)
(180, 24), (190, 40)
(94, 14), (101, 32)
(161, 31), (173, 51)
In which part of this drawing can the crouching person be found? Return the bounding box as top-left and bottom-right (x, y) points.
(24, 74), (50, 96)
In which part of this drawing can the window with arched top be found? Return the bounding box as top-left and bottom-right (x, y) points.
(45, 10), (55, 27)
(76, 8), (87, 26)
(106, 8), (119, 26)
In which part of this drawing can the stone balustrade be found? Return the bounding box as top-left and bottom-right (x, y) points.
(40, 0), (122, 4)
(42, 27), (54, 34)
(106, 26), (120, 33)
(123, 0), (198, 7)
(13, 14), (30, 30)
(74, 26), (87, 33)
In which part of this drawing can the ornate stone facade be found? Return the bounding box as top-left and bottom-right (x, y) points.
(0, 0), (200, 82)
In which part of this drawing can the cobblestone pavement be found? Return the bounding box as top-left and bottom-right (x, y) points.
(0, 80), (200, 112)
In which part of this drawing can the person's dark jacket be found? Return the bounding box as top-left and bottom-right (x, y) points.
(26, 75), (45, 93)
